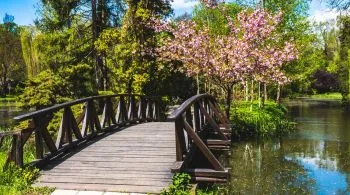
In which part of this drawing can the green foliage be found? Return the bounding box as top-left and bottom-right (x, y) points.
(161, 173), (192, 195)
(18, 70), (69, 109)
(0, 152), (53, 194)
(19, 64), (93, 110)
(0, 19), (26, 96)
(231, 101), (295, 139)
(20, 26), (40, 79)
(193, 3), (242, 36)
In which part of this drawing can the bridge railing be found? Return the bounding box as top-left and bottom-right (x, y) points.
(167, 94), (231, 182)
(0, 94), (159, 168)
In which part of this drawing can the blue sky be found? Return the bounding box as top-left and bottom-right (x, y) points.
(0, 0), (339, 25)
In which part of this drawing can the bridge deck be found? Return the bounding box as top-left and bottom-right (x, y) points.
(34, 122), (176, 194)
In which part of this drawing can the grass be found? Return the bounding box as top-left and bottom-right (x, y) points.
(307, 93), (342, 100)
(0, 137), (54, 195)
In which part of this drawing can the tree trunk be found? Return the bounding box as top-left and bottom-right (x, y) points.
(225, 85), (233, 119)
(250, 80), (254, 111)
(258, 82), (261, 108)
(196, 74), (200, 95)
(264, 83), (267, 101)
(276, 84), (281, 104)
(262, 82), (267, 107)
(2, 64), (7, 96)
(245, 80), (249, 101)
(92, 0), (106, 91)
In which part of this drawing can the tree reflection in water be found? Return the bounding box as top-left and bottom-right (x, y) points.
(224, 100), (350, 194)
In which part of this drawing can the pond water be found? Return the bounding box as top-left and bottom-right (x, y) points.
(227, 100), (350, 194)
(0, 101), (22, 129)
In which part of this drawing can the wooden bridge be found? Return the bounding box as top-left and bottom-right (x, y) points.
(0, 94), (231, 194)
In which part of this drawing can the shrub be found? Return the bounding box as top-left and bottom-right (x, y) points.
(231, 101), (295, 139)
(0, 152), (53, 194)
(161, 173), (192, 195)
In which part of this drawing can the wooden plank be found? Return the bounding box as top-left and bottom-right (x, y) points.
(34, 183), (165, 194)
(41, 171), (172, 177)
(58, 157), (175, 163)
(38, 175), (171, 184)
(42, 166), (173, 172)
(35, 122), (176, 193)
(185, 168), (229, 178)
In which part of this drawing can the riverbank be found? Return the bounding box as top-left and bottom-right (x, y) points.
(294, 92), (342, 101)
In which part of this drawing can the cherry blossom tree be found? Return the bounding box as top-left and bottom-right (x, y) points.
(152, 3), (298, 117)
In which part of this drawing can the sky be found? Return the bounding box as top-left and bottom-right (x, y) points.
(0, 0), (340, 25)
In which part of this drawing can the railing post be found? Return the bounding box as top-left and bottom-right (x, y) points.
(146, 98), (153, 120)
(175, 118), (187, 161)
(138, 96), (146, 120)
(128, 95), (137, 121)
(14, 133), (23, 167)
(34, 118), (43, 159)
(193, 102), (201, 132)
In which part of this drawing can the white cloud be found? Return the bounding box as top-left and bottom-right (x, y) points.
(171, 0), (198, 9)
(309, 9), (340, 23)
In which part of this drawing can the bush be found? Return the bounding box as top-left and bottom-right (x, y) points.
(231, 101), (295, 139)
(161, 173), (192, 195)
(0, 152), (53, 194)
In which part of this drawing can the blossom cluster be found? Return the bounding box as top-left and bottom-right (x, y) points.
(152, 7), (298, 86)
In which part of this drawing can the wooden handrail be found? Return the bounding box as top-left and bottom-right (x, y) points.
(168, 94), (214, 121)
(14, 94), (156, 121)
(0, 94), (160, 168)
(168, 94), (231, 182)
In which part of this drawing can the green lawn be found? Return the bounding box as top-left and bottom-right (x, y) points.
(309, 93), (342, 100)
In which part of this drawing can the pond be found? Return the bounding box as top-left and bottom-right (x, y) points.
(226, 99), (350, 194)
(0, 101), (22, 129)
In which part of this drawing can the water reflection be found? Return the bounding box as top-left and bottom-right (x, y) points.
(228, 100), (350, 194)
(0, 101), (21, 128)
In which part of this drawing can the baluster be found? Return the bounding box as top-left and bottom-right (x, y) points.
(5, 133), (23, 167)
(199, 103), (228, 141)
(183, 120), (225, 171)
(116, 96), (128, 124)
(14, 133), (23, 167)
(101, 97), (117, 128)
(81, 100), (101, 137)
(193, 102), (201, 132)
(137, 96), (146, 121)
(33, 115), (56, 158)
(185, 108), (193, 128)
(92, 101), (102, 132)
(199, 100), (205, 128)
(34, 119), (43, 159)
(146, 98), (153, 120)
(152, 101), (156, 121)
(175, 118), (187, 161)
(208, 100), (229, 127)
(81, 102), (91, 137)
(128, 95), (137, 121)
